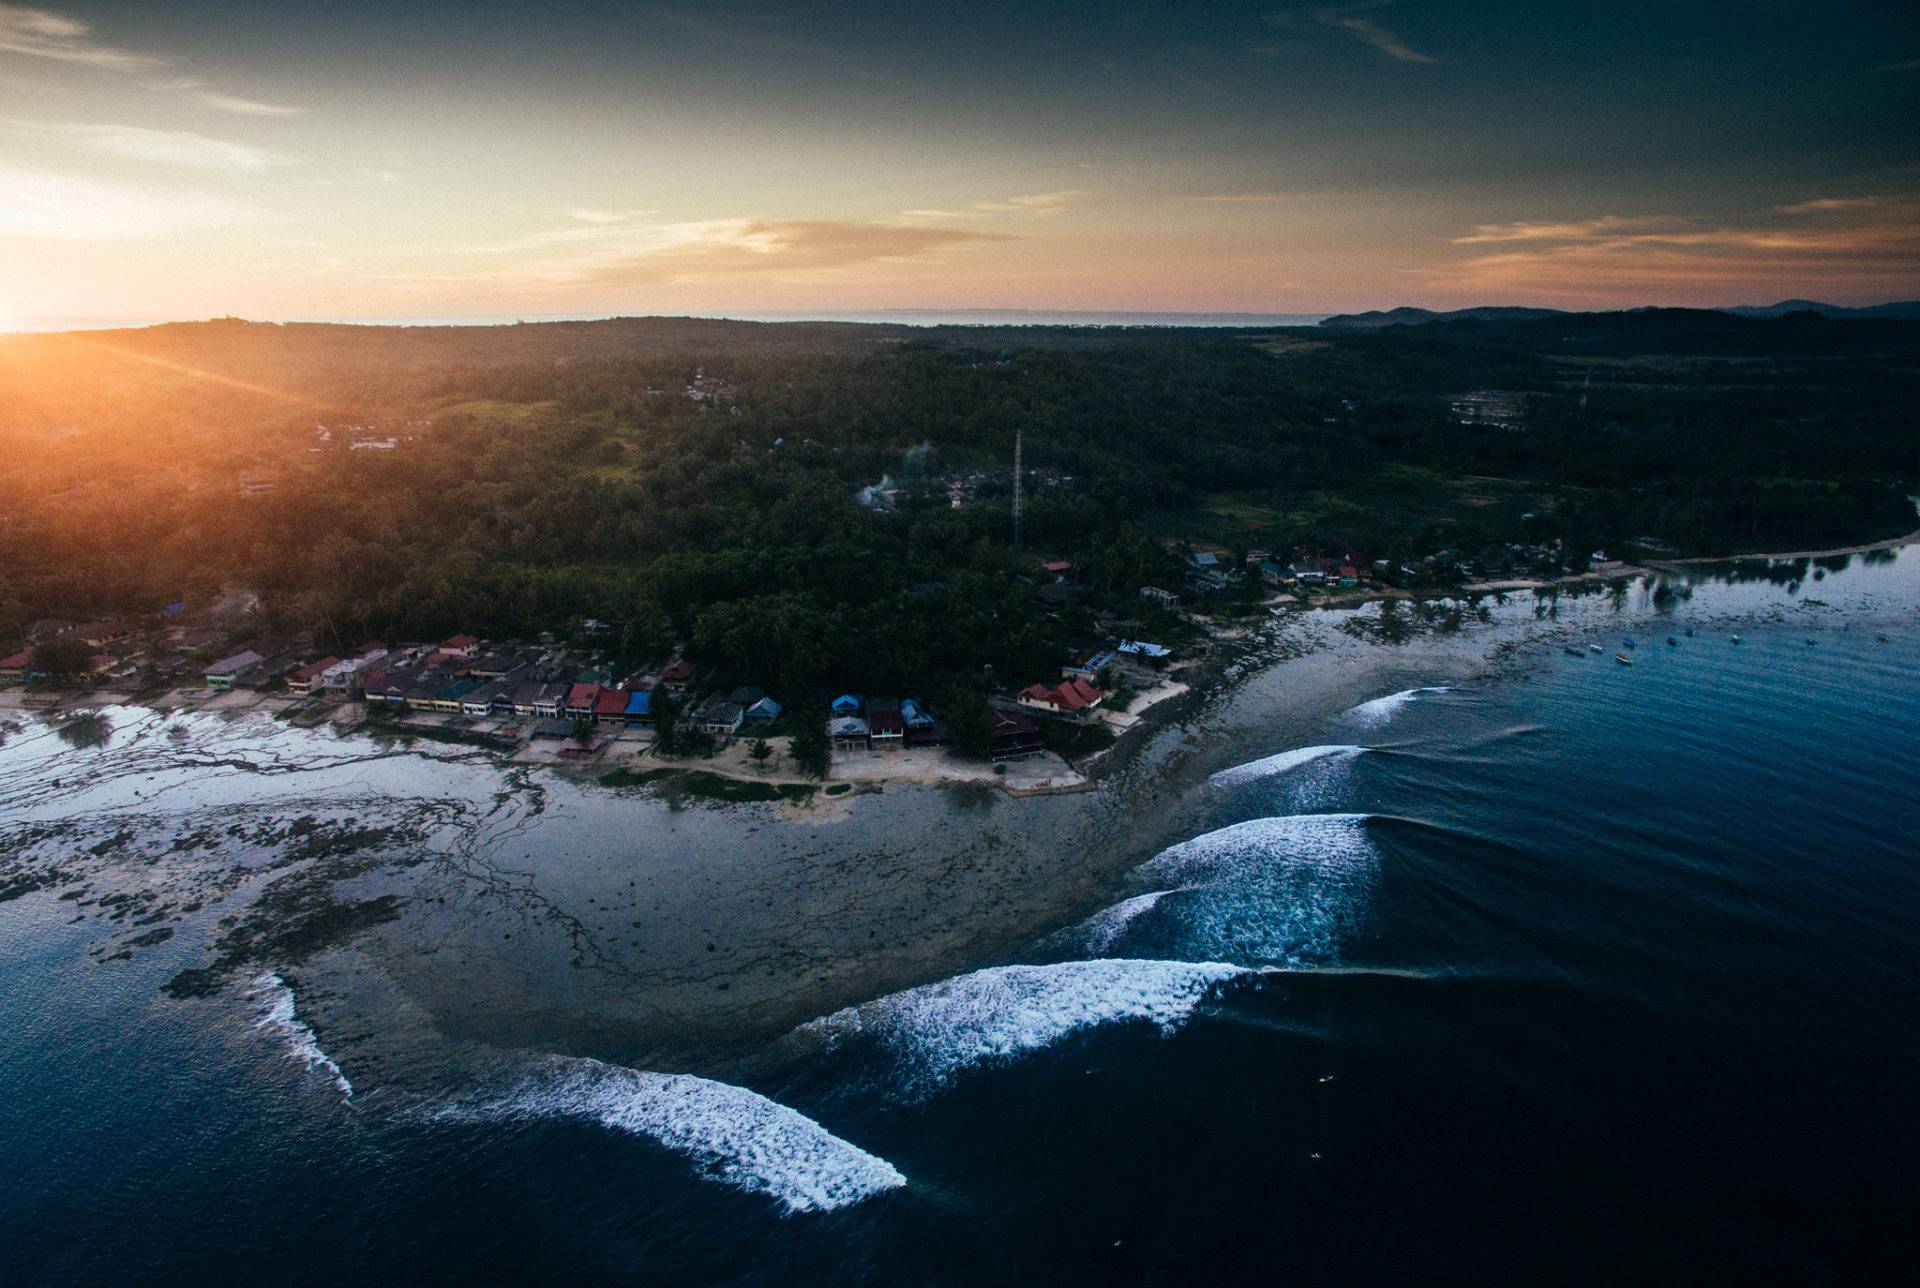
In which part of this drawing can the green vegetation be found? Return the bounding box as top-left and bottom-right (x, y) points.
(1, 310), (1914, 713)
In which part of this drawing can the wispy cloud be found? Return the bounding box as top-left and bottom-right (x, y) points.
(1260, 3), (1435, 64)
(0, 5), (306, 114)
(395, 217), (1013, 295)
(1438, 196), (1920, 303)
(7, 120), (292, 170)
(0, 163), (254, 239)
(898, 190), (1089, 222)
(146, 79), (304, 117)
(0, 3), (154, 69)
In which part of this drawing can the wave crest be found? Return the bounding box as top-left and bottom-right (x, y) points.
(250, 972), (352, 1100)
(442, 1057), (905, 1215)
(798, 959), (1256, 1099)
(1346, 686), (1450, 726)
(1132, 814), (1380, 965)
(1210, 744), (1363, 787)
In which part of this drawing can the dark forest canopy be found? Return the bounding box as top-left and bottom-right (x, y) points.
(1, 310), (1915, 699)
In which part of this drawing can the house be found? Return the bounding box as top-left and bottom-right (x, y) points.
(0, 650), (33, 683)
(1116, 639), (1170, 659)
(1190, 550), (1222, 572)
(510, 681), (567, 718)
(1289, 561), (1326, 587)
(694, 694), (745, 736)
(867, 707), (906, 749)
(594, 687), (632, 722)
(530, 718), (573, 740)
(441, 633), (481, 657)
(321, 647), (389, 694)
(831, 693), (864, 716)
(727, 687), (782, 722)
(989, 710), (1044, 762)
(1140, 586), (1180, 609)
(464, 681), (511, 717)
(285, 657), (339, 696)
(75, 621), (135, 648)
(1041, 560), (1073, 579)
(1017, 677), (1104, 715)
(827, 715), (870, 750)
(1062, 648), (1116, 681)
(901, 698), (945, 745)
(622, 689), (655, 726)
(658, 658), (694, 691)
(564, 683), (601, 719)
(466, 652), (526, 680)
(205, 650), (264, 688)
(417, 677), (481, 713)
(1259, 558), (1291, 587)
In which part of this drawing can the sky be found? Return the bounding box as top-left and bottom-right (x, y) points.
(1, 0), (1917, 324)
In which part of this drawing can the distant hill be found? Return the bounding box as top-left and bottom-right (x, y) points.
(1323, 300), (1920, 329)
(1720, 299), (1920, 321)
(1318, 306), (1567, 329)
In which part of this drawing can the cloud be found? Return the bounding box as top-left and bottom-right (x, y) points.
(568, 207), (656, 224)
(1436, 196), (1920, 303)
(0, 2), (154, 69)
(1262, 3), (1435, 64)
(898, 191), (1089, 222)
(7, 120), (292, 170)
(1, 6), (306, 114)
(0, 163), (254, 239)
(1878, 59), (1920, 72)
(394, 217), (1013, 294)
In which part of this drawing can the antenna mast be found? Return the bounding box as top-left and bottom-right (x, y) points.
(1012, 426), (1024, 550)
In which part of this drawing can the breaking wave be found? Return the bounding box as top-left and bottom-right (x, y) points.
(798, 959), (1258, 1099)
(1132, 814), (1380, 966)
(250, 973), (353, 1100)
(440, 1057), (905, 1215)
(1210, 744), (1364, 787)
(1346, 686), (1450, 727)
(1075, 891), (1176, 953)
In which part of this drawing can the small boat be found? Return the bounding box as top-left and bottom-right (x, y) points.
(1623, 637), (1637, 649)
(1667, 636), (1678, 646)
(1614, 652), (1633, 665)
(1878, 634), (1892, 643)
(1564, 646), (1586, 657)
(1685, 627), (1694, 637)
(1588, 644), (1603, 653)
(1730, 634), (1742, 644)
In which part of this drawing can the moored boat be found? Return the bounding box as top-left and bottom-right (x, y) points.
(1615, 652), (1633, 665)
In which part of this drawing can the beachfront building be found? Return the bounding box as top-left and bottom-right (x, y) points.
(1016, 677), (1104, 716)
(205, 650), (264, 688)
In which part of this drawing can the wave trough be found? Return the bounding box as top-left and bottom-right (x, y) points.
(446, 1057), (906, 1215)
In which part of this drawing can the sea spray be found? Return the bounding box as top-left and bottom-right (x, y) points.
(797, 959), (1259, 1100)
(438, 1057), (905, 1215)
(249, 972), (353, 1100)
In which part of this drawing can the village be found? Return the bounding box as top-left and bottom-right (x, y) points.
(0, 535), (1645, 797)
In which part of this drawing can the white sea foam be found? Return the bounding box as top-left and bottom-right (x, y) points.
(1076, 890), (1175, 953)
(1346, 686), (1450, 727)
(800, 959), (1256, 1098)
(448, 1057), (905, 1215)
(1210, 744), (1364, 788)
(1135, 814), (1380, 966)
(250, 972), (353, 1100)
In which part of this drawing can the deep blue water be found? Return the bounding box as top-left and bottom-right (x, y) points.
(4, 556), (1918, 1285)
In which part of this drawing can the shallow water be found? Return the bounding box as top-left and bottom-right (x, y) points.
(4, 547), (1918, 1284)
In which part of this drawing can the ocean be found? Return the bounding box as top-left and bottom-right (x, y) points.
(3, 549), (1917, 1284)
(3, 309), (1329, 334)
